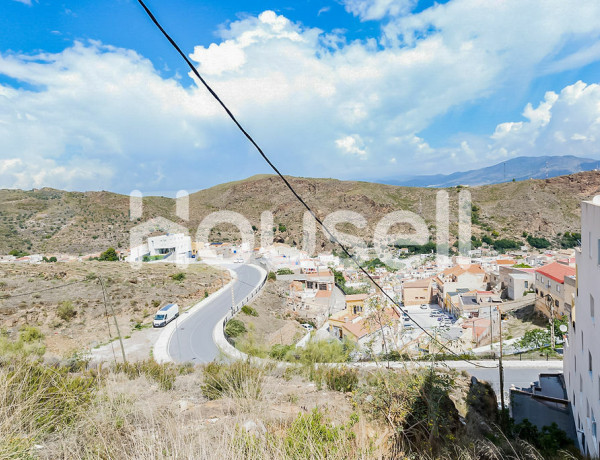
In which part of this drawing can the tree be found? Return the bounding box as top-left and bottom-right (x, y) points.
(518, 329), (549, 350)
(99, 247), (118, 261)
(527, 235), (551, 249)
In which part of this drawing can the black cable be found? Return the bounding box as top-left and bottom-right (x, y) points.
(0, 279), (87, 299)
(136, 0), (497, 369)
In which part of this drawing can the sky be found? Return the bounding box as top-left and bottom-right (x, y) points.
(2, 0), (600, 195)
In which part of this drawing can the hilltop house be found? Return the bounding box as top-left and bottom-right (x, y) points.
(402, 278), (434, 306)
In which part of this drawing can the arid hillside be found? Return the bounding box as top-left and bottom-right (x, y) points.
(1, 171), (599, 254)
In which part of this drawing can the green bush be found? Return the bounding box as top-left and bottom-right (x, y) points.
(269, 344), (294, 360)
(170, 272), (186, 281)
(284, 408), (357, 459)
(57, 301), (76, 321)
(324, 366), (359, 392)
(267, 271), (276, 281)
(241, 305), (258, 317)
(492, 238), (520, 251)
(225, 319), (247, 338)
(19, 326), (44, 343)
(276, 268), (294, 275)
(527, 235), (551, 249)
(201, 360), (264, 400)
(99, 247), (118, 261)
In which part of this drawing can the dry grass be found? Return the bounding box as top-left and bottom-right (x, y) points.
(0, 356), (581, 460)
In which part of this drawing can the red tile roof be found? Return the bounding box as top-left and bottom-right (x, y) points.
(535, 262), (576, 284)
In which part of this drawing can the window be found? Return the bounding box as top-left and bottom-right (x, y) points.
(525, 281), (529, 288)
(593, 412), (597, 440)
(589, 231), (593, 258)
(597, 238), (600, 265)
(557, 284), (561, 293)
(592, 294), (596, 323)
(590, 351), (594, 378)
(555, 299), (560, 308)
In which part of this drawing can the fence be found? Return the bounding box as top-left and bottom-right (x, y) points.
(222, 262), (268, 346)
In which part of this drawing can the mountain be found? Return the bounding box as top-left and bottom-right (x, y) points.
(380, 155), (599, 187)
(1, 170), (600, 255)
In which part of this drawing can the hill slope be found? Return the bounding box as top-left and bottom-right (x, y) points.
(1, 171), (600, 254)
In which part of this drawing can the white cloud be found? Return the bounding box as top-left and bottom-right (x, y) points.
(2, 2), (600, 192)
(342, 0), (416, 21)
(336, 134), (367, 156)
(12, 0), (32, 4)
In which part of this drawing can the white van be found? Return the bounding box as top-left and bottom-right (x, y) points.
(153, 303), (179, 328)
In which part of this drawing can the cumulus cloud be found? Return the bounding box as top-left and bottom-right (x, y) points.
(12, 0), (32, 4)
(1, 1), (600, 192)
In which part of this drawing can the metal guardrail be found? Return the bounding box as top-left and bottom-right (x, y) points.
(222, 264), (267, 345)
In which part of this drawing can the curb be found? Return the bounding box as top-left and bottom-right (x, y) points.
(212, 263), (268, 362)
(154, 270), (237, 364)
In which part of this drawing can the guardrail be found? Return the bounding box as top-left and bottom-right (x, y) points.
(222, 263), (267, 346)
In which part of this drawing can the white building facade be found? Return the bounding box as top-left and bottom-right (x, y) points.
(565, 198), (600, 457)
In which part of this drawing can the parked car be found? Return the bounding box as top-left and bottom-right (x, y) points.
(420, 304), (429, 309)
(153, 303), (179, 327)
(301, 323), (314, 332)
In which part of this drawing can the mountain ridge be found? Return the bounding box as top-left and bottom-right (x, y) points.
(378, 155), (598, 187)
(1, 170), (600, 255)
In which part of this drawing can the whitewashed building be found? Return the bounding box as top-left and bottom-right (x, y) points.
(565, 196), (600, 457)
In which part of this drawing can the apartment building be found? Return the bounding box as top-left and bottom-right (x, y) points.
(534, 261), (576, 317)
(565, 197), (600, 457)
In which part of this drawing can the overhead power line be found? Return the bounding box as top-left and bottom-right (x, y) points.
(136, 0), (497, 369)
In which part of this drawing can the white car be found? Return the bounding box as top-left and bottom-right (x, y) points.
(234, 258), (244, 263)
(420, 304), (429, 309)
(301, 323), (314, 332)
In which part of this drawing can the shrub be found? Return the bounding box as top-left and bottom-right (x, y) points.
(57, 301), (76, 321)
(225, 319), (247, 338)
(267, 271), (276, 281)
(19, 326), (44, 343)
(527, 235), (551, 249)
(113, 359), (192, 391)
(99, 247), (118, 261)
(269, 344), (294, 360)
(284, 408), (357, 459)
(241, 305), (258, 317)
(201, 360), (264, 400)
(1, 362), (98, 434)
(170, 272), (186, 282)
(277, 268), (294, 275)
(324, 366), (359, 392)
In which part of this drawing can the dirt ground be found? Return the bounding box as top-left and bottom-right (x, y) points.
(504, 304), (547, 340)
(0, 261), (228, 357)
(236, 280), (306, 350)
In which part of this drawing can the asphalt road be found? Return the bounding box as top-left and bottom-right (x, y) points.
(459, 364), (563, 402)
(168, 263), (263, 363)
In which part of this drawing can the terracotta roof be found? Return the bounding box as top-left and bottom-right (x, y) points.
(535, 262), (576, 284)
(496, 259), (517, 265)
(345, 293), (369, 302)
(404, 278), (432, 289)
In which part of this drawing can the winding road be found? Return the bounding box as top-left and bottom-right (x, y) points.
(168, 263), (264, 363)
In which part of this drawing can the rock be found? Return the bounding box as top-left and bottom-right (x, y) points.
(242, 419), (267, 437)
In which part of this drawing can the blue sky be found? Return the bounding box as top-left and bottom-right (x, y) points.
(2, 0), (600, 195)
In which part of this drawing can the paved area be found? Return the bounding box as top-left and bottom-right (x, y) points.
(168, 264), (263, 363)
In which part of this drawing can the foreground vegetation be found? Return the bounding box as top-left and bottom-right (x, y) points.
(0, 327), (580, 459)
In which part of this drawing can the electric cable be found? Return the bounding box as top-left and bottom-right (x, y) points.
(136, 0), (498, 369)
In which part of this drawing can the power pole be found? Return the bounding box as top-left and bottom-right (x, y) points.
(498, 307), (505, 413)
(99, 276), (127, 363)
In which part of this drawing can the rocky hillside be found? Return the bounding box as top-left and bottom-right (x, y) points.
(1, 171), (599, 254)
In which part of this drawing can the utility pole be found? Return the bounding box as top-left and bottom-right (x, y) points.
(489, 304), (493, 352)
(99, 276), (127, 363)
(498, 306), (505, 413)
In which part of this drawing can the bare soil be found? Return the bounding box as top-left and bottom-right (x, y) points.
(0, 261), (228, 357)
